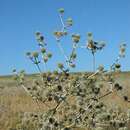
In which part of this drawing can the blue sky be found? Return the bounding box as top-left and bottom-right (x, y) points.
(0, 0), (130, 75)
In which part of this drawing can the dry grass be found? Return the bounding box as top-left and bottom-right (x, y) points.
(0, 72), (130, 130)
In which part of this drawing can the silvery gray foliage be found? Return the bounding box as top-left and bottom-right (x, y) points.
(12, 8), (129, 130)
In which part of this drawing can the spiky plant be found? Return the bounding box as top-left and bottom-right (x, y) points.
(12, 8), (130, 130)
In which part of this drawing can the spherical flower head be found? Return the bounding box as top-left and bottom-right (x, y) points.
(47, 52), (52, 58)
(26, 52), (31, 57)
(35, 32), (45, 44)
(43, 56), (48, 63)
(87, 32), (93, 37)
(57, 85), (62, 91)
(123, 96), (128, 101)
(87, 32), (93, 44)
(32, 51), (39, 58)
(67, 18), (72, 22)
(20, 69), (25, 74)
(58, 8), (64, 14)
(67, 17), (73, 26)
(53, 31), (64, 38)
(119, 43), (126, 57)
(12, 69), (17, 73)
(35, 31), (41, 36)
(41, 48), (46, 54)
(98, 65), (104, 72)
(39, 35), (44, 41)
(49, 117), (55, 124)
(72, 34), (80, 43)
(69, 63), (76, 68)
(115, 63), (121, 69)
(57, 63), (64, 69)
(53, 70), (58, 75)
(114, 83), (122, 91)
(53, 31), (58, 36)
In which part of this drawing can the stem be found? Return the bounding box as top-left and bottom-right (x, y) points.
(69, 42), (77, 63)
(44, 62), (47, 72)
(59, 14), (65, 31)
(33, 57), (42, 74)
(57, 42), (69, 61)
(36, 64), (42, 73)
(56, 41), (70, 68)
(92, 52), (95, 72)
(21, 84), (42, 111)
(110, 56), (121, 71)
(87, 71), (99, 79)
(98, 91), (112, 99)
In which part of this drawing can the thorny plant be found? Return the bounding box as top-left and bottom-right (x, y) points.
(12, 8), (130, 130)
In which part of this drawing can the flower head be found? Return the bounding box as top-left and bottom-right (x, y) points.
(26, 52), (31, 56)
(32, 51), (39, 58)
(66, 18), (73, 26)
(35, 32), (45, 45)
(43, 56), (48, 62)
(53, 31), (64, 38)
(47, 52), (52, 58)
(98, 65), (104, 72)
(41, 48), (46, 54)
(72, 34), (80, 43)
(57, 63), (64, 69)
(87, 32), (93, 38)
(12, 68), (17, 73)
(119, 43), (126, 57)
(58, 8), (64, 14)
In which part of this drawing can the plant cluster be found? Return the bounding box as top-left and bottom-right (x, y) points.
(12, 8), (130, 130)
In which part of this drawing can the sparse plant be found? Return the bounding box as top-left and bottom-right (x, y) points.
(12, 8), (130, 130)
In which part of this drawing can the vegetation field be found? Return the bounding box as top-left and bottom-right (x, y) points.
(0, 72), (130, 130)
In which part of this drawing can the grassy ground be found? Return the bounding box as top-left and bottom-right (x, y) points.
(0, 72), (130, 130)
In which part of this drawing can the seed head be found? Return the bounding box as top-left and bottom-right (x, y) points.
(72, 34), (80, 43)
(26, 52), (31, 56)
(67, 18), (73, 26)
(53, 70), (58, 75)
(69, 63), (76, 68)
(87, 32), (93, 37)
(98, 65), (104, 72)
(43, 56), (48, 62)
(119, 43), (126, 57)
(54, 122), (59, 127)
(115, 64), (121, 69)
(32, 52), (39, 58)
(53, 31), (64, 38)
(123, 96), (128, 101)
(12, 69), (17, 73)
(49, 118), (55, 124)
(57, 85), (62, 91)
(41, 48), (46, 54)
(57, 63), (64, 69)
(35, 32), (41, 36)
(58, 8), (64, 14)
(47, 52), (52, 58)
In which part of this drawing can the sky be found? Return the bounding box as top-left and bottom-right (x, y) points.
(0, 0), (130, 75)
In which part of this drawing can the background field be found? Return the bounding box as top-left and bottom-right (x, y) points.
(0, 72), (130, 130)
